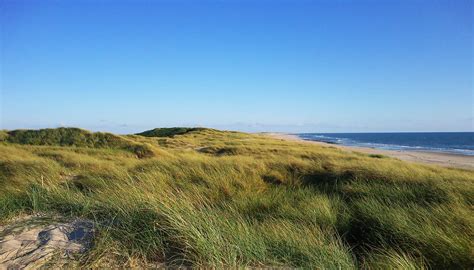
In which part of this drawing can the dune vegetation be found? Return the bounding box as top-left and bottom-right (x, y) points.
(1, 127), (473, 268)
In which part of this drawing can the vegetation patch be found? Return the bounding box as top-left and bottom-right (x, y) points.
(5, 128), (155, 158)
(368, 154), (386, 159)
(136, 127), (208, 137)
(0, 127), (473, 268)
(0, 130), (8, 142)
(198, 146), (253, 156)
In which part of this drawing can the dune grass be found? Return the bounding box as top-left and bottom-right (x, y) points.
(3, 128), (156, 158)
(0, 128), (473, 268)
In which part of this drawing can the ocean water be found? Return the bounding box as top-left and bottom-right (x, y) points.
(297, 132), (474, 156)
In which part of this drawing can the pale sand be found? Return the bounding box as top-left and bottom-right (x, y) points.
(266, 133), (474, 170)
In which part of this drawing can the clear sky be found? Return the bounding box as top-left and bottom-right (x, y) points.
(1, 0), (472, 133)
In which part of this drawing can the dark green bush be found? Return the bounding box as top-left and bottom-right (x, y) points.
(136, 127), (207, 137)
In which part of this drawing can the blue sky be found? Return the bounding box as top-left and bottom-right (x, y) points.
(1, 0), (472, 133)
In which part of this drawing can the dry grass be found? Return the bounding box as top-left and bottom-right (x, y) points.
(1, 128), (473, 268)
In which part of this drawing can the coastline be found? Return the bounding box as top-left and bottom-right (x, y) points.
(266, 133), (474, 170)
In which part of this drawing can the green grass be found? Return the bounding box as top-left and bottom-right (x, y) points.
(1, 128), (473, 268)
(3, 127), (156, 158)
(135, 127), (208, 137)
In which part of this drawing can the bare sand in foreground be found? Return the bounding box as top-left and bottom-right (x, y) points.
(266, 133), (474, 170)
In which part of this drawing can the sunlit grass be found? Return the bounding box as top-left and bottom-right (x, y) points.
(1, 128), (473, 268)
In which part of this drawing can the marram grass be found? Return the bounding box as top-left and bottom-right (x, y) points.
(0, 128), (473, 268)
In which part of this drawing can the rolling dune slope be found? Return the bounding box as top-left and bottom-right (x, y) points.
(1, 128), (473, 268)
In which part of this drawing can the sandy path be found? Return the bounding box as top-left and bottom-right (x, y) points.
(266, 133), (474, 170)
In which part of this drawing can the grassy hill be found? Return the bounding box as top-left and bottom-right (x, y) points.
(2, 128), (155, 158)
(135, 127), (208, 137)
(1, 128), (473, 268)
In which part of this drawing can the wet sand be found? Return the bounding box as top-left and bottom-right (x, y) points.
(266, 133), (474, 170)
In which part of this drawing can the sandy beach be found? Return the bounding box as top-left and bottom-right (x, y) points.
(267, 133), (474, 170)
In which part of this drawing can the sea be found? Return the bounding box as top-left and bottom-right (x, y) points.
(296, 132), (474, 156)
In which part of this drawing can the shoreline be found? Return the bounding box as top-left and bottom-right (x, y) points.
(266, 133), (474, 170)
